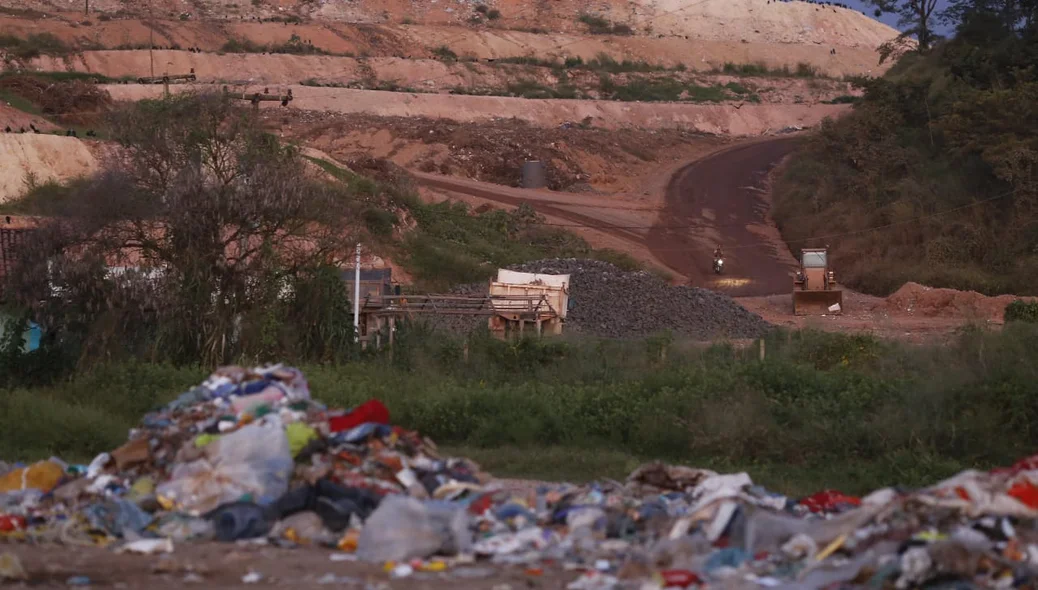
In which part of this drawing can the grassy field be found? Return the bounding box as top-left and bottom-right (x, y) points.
(3, 324), (1037, 496)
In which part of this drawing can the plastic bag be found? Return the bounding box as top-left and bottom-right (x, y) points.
(83, 498), (153, 538)
(356, 495), (472, 562)
(0, 460), (65, 493)
(157, 416), (293, 515)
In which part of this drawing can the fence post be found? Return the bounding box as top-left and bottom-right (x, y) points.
(759, 338), (766, 361)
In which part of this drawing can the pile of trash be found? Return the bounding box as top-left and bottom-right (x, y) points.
(3, 365), (1038, 589)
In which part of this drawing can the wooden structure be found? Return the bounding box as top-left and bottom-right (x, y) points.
(223, 87), (294, 108)
(137, 69), (197, 85)
(350, 269), (569, 348)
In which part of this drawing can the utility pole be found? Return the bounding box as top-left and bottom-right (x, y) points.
(149, 0), (155, 78)
(84, 0), (89, 15)
(164, 61), (172, 98)
(353, 243), (361, 342)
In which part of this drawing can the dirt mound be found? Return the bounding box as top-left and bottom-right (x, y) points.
(280, 112), (714, 191)
(0, 104), (56, 133)
(0, 135), (99, 202)
(0, 76), (112, 124)
(885, 282), (1034, 322)
(510, 258), (771, 339)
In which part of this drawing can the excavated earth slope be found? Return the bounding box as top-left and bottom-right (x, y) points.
(0, 134), (99, 203)
(3, 0), (899, 48)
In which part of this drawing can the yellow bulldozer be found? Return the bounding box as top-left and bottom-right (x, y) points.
(793, 247), (843, 315)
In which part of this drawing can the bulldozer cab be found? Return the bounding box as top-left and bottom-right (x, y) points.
(793, 248), (843, 315)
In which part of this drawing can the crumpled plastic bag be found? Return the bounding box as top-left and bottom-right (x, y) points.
(157, 416), (293, 515)
(0, 460), (64, 493)
(83, 498), (153, 538)
(356, 495), (472, 562)
(923, 469), (1038, 517)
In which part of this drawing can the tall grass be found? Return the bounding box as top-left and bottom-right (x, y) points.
(4, 325), (1038, 494)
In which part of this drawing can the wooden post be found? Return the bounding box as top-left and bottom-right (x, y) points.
(759, 338), (766, 361)
(536, 319), (542, 337)
(375, 331), (381, 351)
(388, 316), (395, 346)
(463, 341), (470, 364)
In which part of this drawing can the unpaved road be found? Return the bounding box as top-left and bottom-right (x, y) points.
(648, 137), (802, 296)
(415, 137), (803, 297)
(103, 84), (848, 135)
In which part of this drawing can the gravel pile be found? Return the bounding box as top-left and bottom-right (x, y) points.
(418, 259), (771, 339)
(508, 259), (772, 339)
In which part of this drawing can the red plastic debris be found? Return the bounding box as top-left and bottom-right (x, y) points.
(1005, 454), (1038, 475)
(328, 399), (390, 433)
(800, 490), (862, 513)
(1008, 480), (1038, 509)
(660, 569), (703, 588)
(467, 493), (494, 516)
(0, 514), (27, 532)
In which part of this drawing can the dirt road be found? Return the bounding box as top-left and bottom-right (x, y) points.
(415, 137), (804, 296)
(103, 84), (848, 135)
(648, 137), (802, 296)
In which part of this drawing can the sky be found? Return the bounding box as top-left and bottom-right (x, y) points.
(841, 0), (956, 35)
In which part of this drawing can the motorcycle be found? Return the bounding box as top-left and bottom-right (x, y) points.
(713, 257), (724, 275)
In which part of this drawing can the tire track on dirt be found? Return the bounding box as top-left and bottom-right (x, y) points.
(413, 173), (648, 244)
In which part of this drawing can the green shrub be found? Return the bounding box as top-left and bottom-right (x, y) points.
(822, 95), (860, 104)
(6, 326), (1038, 494)
(725, 81), (750, 95)
(432, 45), (458, 62)
(221, 37), (264, 53)
(578, 13), (612, 34)
(363, 207), (398, 237)
(1005, 300), (1038, 323)
(0, 33), (70, 59)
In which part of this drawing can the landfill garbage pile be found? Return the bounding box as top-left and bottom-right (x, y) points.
(5, 366), (1038, 589)
(510, 259), (771, 339)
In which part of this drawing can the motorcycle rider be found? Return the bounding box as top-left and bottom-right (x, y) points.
(713, 245), (724, 273)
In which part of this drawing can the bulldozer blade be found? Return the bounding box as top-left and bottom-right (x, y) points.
(793, 289), (844, 316)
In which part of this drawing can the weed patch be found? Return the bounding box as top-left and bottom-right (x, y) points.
(0, 33), (70, 60)
(5, 326), (1038, 494)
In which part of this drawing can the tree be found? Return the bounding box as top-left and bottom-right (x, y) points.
(11, 92), (360, 366)
(942, 0), (1037, 36)
(868, 0), (942, 51)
